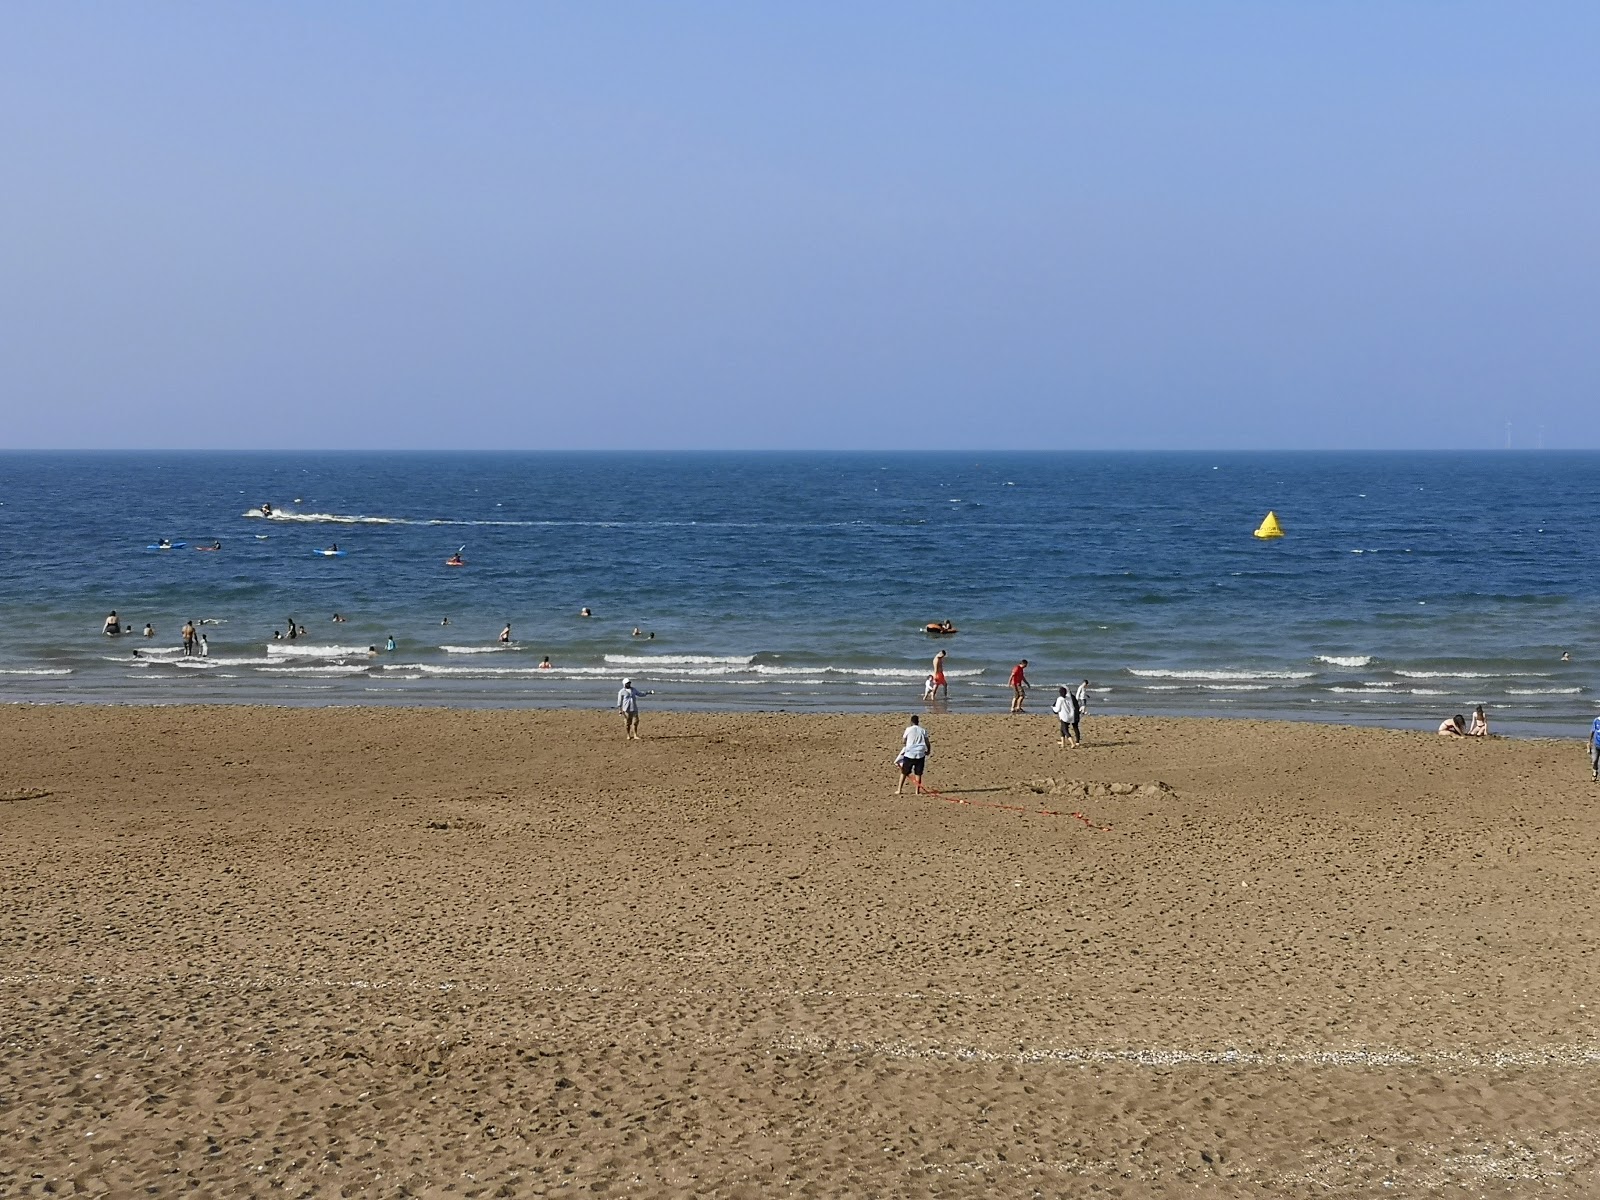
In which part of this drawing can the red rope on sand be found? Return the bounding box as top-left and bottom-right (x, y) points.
(909, 783), (1111, 829)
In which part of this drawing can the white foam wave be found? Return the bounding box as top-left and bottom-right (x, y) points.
(1394, 669), (1502, 679)
(1315, 655), (1374, 668)
(260, 665), (373, 676)
(441, 645), (519, 654)
(266, 644), (374, 659)
(1507, 687), (1583, 695)
(0, 667), (72, 676)
(603, 654), (755, 666)
(1128, 668), (1313, 681)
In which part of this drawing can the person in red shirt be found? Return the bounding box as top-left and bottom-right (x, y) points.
(1008, 659), (1030, 713)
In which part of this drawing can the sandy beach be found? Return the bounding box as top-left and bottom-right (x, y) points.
(3, 704), (1599, 1196)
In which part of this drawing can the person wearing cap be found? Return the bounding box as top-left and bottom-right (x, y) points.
(617, 678), (652, 739)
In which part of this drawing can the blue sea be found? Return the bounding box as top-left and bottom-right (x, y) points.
(1, 451), (1595, 736)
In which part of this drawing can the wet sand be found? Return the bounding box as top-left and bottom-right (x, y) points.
(3, 704), (1599, 1197)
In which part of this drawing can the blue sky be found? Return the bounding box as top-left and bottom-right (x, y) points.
(2, 3), (1596, 449)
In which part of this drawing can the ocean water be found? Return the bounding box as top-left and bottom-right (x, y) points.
(0, 451), (1595, 736)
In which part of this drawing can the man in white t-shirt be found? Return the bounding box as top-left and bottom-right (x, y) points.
(896, 715), (931, 795)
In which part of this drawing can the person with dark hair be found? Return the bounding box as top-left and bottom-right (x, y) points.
(1052, 686), (1080, 748)
(1009, 659), (1031, 713)
(896, 715), (931, 795)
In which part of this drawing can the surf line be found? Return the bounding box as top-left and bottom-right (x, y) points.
(910, 783), (1111, 829)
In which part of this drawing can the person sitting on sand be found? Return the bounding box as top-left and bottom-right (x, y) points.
(1438, 714), (1468, 737)
(1469, 705), (1489, 737)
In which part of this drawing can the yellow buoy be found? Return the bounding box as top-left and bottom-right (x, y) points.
(1253, 511), (1284, 539)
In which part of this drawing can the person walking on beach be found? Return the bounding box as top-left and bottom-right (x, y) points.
(1052, 686), (1080, 748)
(896, 714), (931, 795)
(1009, 659), (1030, 713)
(1589, 715), (1600, 782)
(1076, 679), (1090, 720)
(617, 678), (651, 739)
(930, 649), (949, 700)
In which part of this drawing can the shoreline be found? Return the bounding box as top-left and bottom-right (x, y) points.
(1, 695), (1589, 742)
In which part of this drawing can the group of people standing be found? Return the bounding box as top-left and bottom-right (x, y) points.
(896, 654), (1094, 795)
(925, 647), (1090, 739)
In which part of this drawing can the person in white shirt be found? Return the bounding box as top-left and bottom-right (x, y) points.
(896, 715), (931, 795)
(1051, 686), (1080, 748)
(618, 678), (651, 740)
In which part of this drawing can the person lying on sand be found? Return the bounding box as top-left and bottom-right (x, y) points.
(1438, 714), (1468, 737)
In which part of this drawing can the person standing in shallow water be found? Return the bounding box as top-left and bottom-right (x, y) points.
(1008, 659), (1030, 713)
(930, 649), (948, 700)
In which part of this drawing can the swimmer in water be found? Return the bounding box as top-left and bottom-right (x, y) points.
(385, 636), (397, 652)
(632, 627), (641, 637)
(104, 611), (121, 637)
(580, 607), (592, 618)
(539, 656), (552, 669)
(143, 624), (155, 638)
(500, 624), (512, 644)
(332, 613), (346, 623)
(441, 617), (450, 626)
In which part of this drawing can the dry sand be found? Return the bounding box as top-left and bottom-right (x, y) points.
(3, 704), (1600, 1197)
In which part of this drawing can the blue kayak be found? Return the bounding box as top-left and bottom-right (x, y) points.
(314, 549), (347, 557)
(147, 542), (187, 550)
